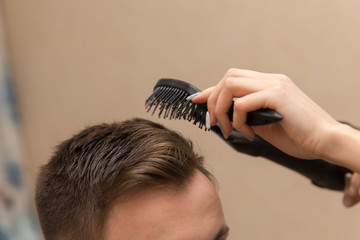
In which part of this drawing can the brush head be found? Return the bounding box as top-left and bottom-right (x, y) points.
(145, 78), (210, 130)
(145, 78), (282, 131)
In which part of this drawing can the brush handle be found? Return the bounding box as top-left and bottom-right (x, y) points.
(227, 103), (283, 126)
(211, 122), (357, 191)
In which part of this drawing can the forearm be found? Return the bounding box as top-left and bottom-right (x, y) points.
(323, 123), (360, 173)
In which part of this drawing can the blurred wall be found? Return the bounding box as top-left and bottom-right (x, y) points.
(2, 1), (360, 239)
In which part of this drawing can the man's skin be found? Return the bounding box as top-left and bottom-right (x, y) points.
(104, 170), (229, 240)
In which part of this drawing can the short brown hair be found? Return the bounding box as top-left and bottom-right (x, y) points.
(35, 118), (214, 240)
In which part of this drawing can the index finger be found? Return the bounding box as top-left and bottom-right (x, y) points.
(190, 86), (215, 103)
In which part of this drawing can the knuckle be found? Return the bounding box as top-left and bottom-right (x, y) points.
(223, 76), (237, 89)
(226, 68), (239, 77)
(272, 76), (292, 95)
(272, 84), (287, 98)
(233, 99), (245, 112)
(276, 74), (292, 84)
(277, 74), (289, 81)
(267, 85), (287, 106)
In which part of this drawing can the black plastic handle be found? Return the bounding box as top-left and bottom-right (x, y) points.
(211, 123), (355, 191)
(232, 107), (283, 126)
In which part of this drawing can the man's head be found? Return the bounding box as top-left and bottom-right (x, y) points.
(35, 118), (228, 240)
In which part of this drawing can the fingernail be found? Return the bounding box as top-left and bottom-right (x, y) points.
(223, 132), (229, 139)
(345, 173), (352, 185)
(219, 125), (229, 139)
(344, 198), (352, 207)
(244, 135), (254, 142)
(206, 111), (211, 130)
(186, 92), (201, 101)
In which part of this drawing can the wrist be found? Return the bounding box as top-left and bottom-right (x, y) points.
(321, 123), (360, 172)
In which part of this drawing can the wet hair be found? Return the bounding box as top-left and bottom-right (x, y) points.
(35, 118), (214, 240)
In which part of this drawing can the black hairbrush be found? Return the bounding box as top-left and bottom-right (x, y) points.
(145, 78), (282, 130)
(145, 78), (353, 191)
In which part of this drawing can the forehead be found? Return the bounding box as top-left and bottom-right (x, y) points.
(104, 171), (226, 240)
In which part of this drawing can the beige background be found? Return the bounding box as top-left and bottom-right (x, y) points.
(2, 1), (360, 239)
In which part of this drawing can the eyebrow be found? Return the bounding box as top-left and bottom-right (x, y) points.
(213, 225), (230, 240)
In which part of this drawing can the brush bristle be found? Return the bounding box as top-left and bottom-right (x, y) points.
(145, 86), (209, 130)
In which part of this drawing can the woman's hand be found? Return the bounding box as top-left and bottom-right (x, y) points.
(191, 68), (340, 160)
(191, 68), (360, 206)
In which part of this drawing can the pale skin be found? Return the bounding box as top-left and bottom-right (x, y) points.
(104, 170), (229, 240)
(191, 68), (360, 207)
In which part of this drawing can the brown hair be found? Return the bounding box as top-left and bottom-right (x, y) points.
(35, 118), (214, 240)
